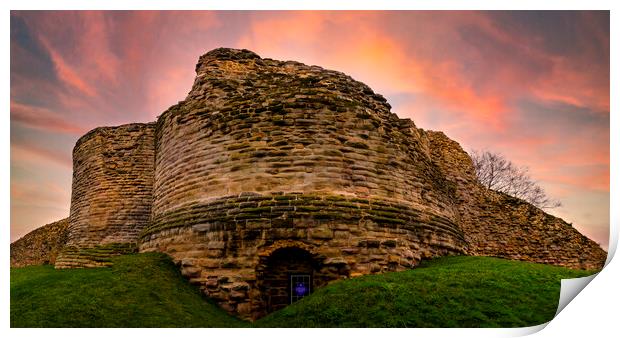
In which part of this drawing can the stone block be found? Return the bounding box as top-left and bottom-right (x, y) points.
(310, 226), (333, 239)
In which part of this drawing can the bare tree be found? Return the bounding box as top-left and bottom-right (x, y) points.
(470, 150), (561, 209)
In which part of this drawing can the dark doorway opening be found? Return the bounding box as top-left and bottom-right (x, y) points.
(259, 247), (315, 313)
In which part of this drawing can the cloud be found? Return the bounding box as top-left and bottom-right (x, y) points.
(11, 100), (85, 135)
(238, 12), (512, 129)
(39, 37), (98, 97)
(237, 11), (608, 136)
(11, 179), (70, 209)
(11, 147), (72, 242)
(11, 11), (223, 126)
(11, 142), (72, 168)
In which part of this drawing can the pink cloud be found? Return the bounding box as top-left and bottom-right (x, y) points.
(11, 142), (72, 168)
(532, 62), (609, 114)
(11, 179), (70, 208)
(38, 37), (98, 97)
(239, 12), (510, 129)
(11, 100), (85, 135)
(11, 11), (223, 127)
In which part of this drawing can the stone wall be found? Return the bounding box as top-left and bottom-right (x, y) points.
(153, 48), (456, 219)
(139, 48), (469, 319)
(55, 123), (155, 268)
(10, 218), (69, 267)
(425, 130), (607, 270)
(140, 192), (466, 319)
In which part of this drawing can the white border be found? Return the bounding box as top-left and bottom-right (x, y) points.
(3, 1), (617, 338)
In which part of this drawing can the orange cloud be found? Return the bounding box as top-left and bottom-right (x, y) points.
(239, 11), (509, 129)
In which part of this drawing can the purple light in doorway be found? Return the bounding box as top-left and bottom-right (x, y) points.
(294, 283), (308, 296)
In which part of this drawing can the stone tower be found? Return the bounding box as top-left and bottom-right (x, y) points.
(11, 48), (604, 321)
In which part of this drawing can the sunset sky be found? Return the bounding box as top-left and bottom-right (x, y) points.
(10, 11), (610, 248)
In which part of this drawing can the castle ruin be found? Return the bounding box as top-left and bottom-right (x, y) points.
(11, 48), (607, 320)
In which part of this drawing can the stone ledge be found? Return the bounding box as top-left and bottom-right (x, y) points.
(141, 192), (467, 247)
(55, 243), (137, 269)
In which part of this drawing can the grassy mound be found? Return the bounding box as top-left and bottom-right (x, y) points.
(255, 256), (594, 327)
(10, 253), (247, 328)
(11, 253), (595, 328)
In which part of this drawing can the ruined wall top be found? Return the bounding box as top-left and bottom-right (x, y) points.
(197, 48), (261, 67)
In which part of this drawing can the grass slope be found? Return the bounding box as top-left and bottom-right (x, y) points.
(10, 253), (247, 328)
(11, 253), (595, 328)
(256, 256), (594, 328)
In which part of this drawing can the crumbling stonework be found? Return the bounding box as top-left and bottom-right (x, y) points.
(10, 218), (69, 267)
(425, 131), (606, 270)
(10, 48), (606, 320)
(55, 123), (155, 268)
(140, 48), (467, 319)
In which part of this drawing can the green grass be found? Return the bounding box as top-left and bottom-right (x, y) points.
(256, 256), (595, 328)
(10, 253), (247, 328)
(11, 253), (595, 328)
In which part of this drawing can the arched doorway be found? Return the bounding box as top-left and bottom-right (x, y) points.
(257, 247), (317, 313)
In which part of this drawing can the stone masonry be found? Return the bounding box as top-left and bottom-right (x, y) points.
(425, 131), (607, 269)
(10, 218), (69, 267)
(55, 123), (155, 268)
(11, 48), (607, 320)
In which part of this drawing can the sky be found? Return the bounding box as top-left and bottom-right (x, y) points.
(10, 11), (610, 249)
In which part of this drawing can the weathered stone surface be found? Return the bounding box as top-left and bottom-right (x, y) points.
(425, 130), (606, 270)
(54, 243), (137, 269)
(137, 48), (470, 319)
(55, 123), (155, 268)
(140, 191), (466, 319)
(11, 47), (606, 320)
(10, 218), (69, 267)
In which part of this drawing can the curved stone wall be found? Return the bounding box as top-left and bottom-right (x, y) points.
(140, 48), (467, 319)
(140, 192), (466, 319)
(152, 48), (456, 219)
(56, 123), (155, 268)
